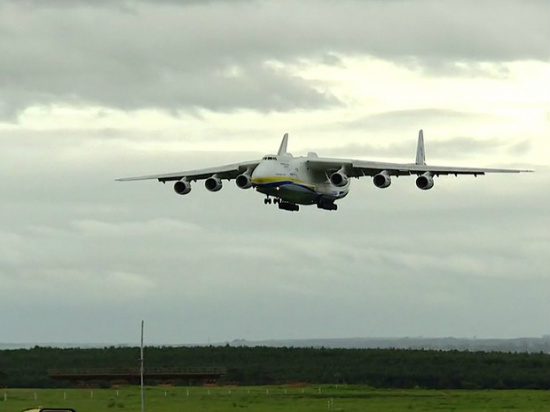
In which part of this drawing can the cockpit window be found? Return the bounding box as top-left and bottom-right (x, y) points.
(263, 156), (276, 160)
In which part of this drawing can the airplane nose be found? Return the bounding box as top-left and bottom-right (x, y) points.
(251, 161), (274, 186)
(251, 166), (263, 184)
(252, 162), (266, 179)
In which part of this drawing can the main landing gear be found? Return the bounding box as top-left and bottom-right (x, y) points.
(263, 196), (280, 205)
(264, 196), (299, 212)
(317, 198), (338, 211)
(278, 201), (299, 212)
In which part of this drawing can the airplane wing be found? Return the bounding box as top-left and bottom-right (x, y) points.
(306, 158), (531, 178)
(306, 130), (532, 177)
(116, 160), (261, 182)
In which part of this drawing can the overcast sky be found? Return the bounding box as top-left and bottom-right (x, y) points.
(1, 0), (549, 345)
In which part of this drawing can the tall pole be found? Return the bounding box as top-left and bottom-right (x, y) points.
(140, 320), (145, 412)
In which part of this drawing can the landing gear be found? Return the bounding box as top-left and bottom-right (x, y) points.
(278, 201), (299, 212)
(317, 198), (338, 211)
(264, 196), (282, 205)
(264, 196), (298, 211)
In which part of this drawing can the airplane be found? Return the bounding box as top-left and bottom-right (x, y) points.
(116, 130), (532, 212)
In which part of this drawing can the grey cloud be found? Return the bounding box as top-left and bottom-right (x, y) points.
(1, 0), (548, 117)
(0, 1), (340, 118)
(309, 109), (526, 160)
(425, 136), (532, 160)
(345, 109), (489, 132)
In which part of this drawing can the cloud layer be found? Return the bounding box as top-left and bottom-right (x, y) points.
(0, 0), (548, 344)
(1, 0), (548, 117)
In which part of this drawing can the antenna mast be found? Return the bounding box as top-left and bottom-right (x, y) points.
(140, 320), (145, 412)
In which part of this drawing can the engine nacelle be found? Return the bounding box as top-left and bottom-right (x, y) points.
(373, 171), (391, 188)
(416, 172), (434, 190)
(236, 173), (252, 189)
(330, 171), (349, 187)
(174, 179), (191, 195)
(205, 176), (222, 192)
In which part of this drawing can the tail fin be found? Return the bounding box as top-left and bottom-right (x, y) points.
(277, 133), (289, 155)
(415, 130), (426, 165)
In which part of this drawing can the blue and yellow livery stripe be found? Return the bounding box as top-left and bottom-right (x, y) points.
(252, 176), (316, 193)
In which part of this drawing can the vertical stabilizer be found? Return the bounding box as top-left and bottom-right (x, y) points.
(277, 133), (289, 155)
(415, 129), (426, 165)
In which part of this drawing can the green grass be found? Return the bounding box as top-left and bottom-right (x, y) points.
(0, 385), (548, 412)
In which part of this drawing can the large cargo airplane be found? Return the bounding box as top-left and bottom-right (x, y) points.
(117, 131), (531, 211)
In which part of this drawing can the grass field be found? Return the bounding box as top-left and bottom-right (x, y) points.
(1, 385), (549, 412)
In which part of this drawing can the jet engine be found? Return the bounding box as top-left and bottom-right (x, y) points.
(330, 171), (348, 187)
(416, 172), (434, 190)
(205, 176), (222, 192)
(174, 179), (191, 195)
(373, 171), (391, 188)
(236, 173), (252, 189)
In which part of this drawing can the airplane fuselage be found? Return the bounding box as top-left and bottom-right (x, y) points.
(251, 154), (350, 205)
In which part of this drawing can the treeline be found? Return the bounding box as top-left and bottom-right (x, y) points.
(0, 345), (548, 389)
